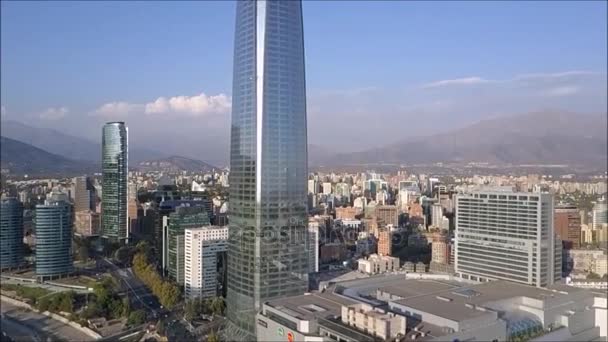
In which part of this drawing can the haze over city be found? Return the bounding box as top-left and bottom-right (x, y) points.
(1, 1), (607, 164)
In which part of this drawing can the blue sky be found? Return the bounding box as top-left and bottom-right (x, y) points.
(1, 0), (607, 154)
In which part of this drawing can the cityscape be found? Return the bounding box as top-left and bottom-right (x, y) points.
(1, 1), (607, 342)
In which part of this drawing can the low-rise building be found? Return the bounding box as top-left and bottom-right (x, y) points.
(341, 303), (406, 340)
(358, 254), (399, 274)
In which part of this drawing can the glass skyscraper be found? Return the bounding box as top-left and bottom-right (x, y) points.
(101, 122), (128, 243)
(0, 198), (24, 269)
(226, 0), (309, 339)
(35, 194), (73, 281)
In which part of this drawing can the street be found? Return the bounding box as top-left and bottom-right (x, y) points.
(0, 300), (94, 342)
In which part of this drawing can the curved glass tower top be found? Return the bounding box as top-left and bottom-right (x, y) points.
(101, 122), (128, 242)
(226, 0), (309, 339)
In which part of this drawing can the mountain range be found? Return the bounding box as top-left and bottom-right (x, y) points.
(1, 111), (606, 172)
(136, 156), (217, 173)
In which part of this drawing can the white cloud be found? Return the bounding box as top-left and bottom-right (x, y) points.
(514, 70), (600, 81)
(92, 102), (144, 117)
(92, 92), (231, 118)
(422, 77), (490, 88)
(39, 106), (69, 120)
(542, 86), (580, 97)
(145, 93), (231, 115)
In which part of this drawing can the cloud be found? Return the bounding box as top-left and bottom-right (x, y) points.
(514, 70), (600, 81)
(92, 92), (231, 118)
(39, 106), (69, 120)
(422, 77), (490, 88)
(92, 102), (144, 117)
(144, 93), (230, 115)
(542, 86), (580, 97)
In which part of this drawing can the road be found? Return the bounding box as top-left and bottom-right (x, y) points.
(100, 258), (164, 317)
(0, 300), (94, 342)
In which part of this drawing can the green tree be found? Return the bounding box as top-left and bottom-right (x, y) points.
(37, 296), (51, 312)
(127, 310), (146, 326)
(122, 297), (131, 317)
(210, 297), (225, 316)
(156, 319), (166, 336)
(58, 292), (74, 313)
(587, 272), (601, 280)
(185, 300), (196, 322)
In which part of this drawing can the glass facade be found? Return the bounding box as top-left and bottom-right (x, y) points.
(167, 205), (210, 285)
(101, 122), (128, 242)
(226, 0), (309, 339)
(0, 198), (24, 269)
(35, 199), (73, 280)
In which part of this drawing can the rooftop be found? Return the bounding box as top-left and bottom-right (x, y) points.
(265, 291), (358, 321)
(377, 279), (459, 300)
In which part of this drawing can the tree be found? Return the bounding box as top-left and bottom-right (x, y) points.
(156, 319), (166, 336)
(587, 272), (601, 280)
(127, 310), (146, 326)
(210, 297), (225, 316)
(114, 246), (133, 265)
(185, 300), (196, 322)
(122, 297), (131, 317)
(58, 292), (74, 313)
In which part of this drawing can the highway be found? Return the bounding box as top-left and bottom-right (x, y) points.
(0, 300), (94, 342)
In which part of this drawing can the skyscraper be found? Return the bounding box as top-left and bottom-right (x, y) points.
(184, 226), (228, 300)
(101, 122), (128, 243)
(0, 198), (24, 269)
(554, 204), (581, 249)
(35, 194), (73, 281)
(73, 176), (96, 212)
(226, 0), (309, 339)
(455, 189), (561, 287)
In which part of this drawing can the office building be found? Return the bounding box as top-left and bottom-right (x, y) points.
(455, 189), (560, 287)
(374, 205), (398, 230)
(357, 254), (400, 274)
(74, 210), (100, 237)
(323, 182), (332, 195)
(554, 204), (581, 249)
(431, 203), (443, 228)
(101, 121), (128, 242)
(308, 223), (319, 273)
(166, 205), (210, 285)
(72, 176), (95, 212)
(184, 226), (228, 300)
(378, 229), (392, 256)
(431, 230), (451, 265)
(35, 195), (73, 281)
(336, 207), (357, 220)
(226, 0), (310, 339)
(1, 198), (24, 269)
(593, 201), (608, 229)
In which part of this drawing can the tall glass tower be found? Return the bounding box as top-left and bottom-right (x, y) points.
(0, 198), (24, 269)
(35, 194), (73, 281)
(226, 0), (309, 340)
(101, 122), (128, 243)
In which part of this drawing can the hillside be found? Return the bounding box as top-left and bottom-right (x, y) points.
(136, 156), (217, 173)
(0, 136), (97, 175)
(318, 111), (607, 168)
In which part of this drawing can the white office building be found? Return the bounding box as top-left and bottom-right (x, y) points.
(593, 201), (607, 229)
(184, 226), (228, 300)
(308, 223), (319, 273)
(455, 189), (561, 287)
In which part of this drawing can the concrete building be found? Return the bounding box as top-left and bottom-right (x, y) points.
(555, 204), (581, 249)
(566, 249), (606, 274)
(35, 195), (73, 281)
(308, 223), (319, 273)
(593, 201), (607, 229)
(323, 182), (332, 195)
(341, 303), (406, 340)
(336, 207), (358, 220)
(166, 205), (210, 285)
(184, 226), (228, 300)
(358, 254), (399, 274)
(431, 230), (451, 265)
(593, 254), (608, 276)
(455, 189), (561, 287)
(431, 203), (443, 228)
(1, 198), (24, 269)
(373, 205), (398, 231)
(74, 210), (100, 237)
(72, 176), (95, 213)
(377, 229), (392, 256)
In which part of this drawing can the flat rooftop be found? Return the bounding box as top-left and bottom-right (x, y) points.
(391, 281), (583, 322)
(265, 291), (358, 321)
(377, 279), (459, 299)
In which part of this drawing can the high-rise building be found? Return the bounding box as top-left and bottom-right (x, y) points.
(72, 176), (95, 212)
(184, 226), (228, 300)
(74, 210), (100, 237)
(35, 194), (73, 281)
(378, 229), (392, 256)
(101, 122), (128, 243)
(431, 203), (444, 228)
(431, 230), (451, 265)
(166, 205), (210, 285)
(1, 198), (24, 269)
(226, 1), (309, 339)
(308, 223), (319, 273)
(374, 205), (398, 229)
(554, 204), (581, 249)
(592, 201), (607, 229)
(455, 190), (560, 287)
(322, 182), (332, 195)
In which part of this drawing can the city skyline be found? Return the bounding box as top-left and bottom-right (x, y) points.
(1, 1), (606, 154)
